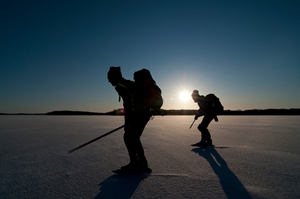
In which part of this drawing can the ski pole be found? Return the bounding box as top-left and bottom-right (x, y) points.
(68, 124), (125, 154)
(189, 119), (196, 129)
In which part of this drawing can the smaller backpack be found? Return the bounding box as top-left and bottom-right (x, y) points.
(205, 94), (224, 114)
(133, 69), (163, 111)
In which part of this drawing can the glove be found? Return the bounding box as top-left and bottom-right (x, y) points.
(194, 114), (199, 120)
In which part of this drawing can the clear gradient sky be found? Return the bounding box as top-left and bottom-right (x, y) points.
(1, 0), (300, 113)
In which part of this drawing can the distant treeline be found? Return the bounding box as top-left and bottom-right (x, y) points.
(43, 109), (300, 115)
(161, 109), (300, 115)
(1, 109), (299, 115)
(220, 109), (300, 115)
(45, 110), (114, 115)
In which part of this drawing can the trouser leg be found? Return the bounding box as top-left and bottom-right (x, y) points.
(124, 112), (150, 166)
(123, 133), (139, 165)
(197, 115), (213, 142)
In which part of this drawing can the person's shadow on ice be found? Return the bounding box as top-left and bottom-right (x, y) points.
(94, 173), (150, 199)
(192, 147), (253, 199)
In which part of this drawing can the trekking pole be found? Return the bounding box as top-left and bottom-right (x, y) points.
(68, 124), (125, 154)
(189, 119), (196, 129)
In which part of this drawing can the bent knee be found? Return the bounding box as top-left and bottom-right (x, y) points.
(197, 124), (207, 131)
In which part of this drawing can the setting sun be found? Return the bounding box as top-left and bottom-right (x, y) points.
(179, 91), (190, 102)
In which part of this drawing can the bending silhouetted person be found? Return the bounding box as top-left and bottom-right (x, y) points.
(191, 90), (223, 147)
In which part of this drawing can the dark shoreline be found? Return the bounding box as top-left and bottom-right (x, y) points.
(1, 108), (300, 115)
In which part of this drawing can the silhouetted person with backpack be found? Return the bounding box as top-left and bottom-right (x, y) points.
(107, 66), (151, 173)
(191, 90), (223, 147)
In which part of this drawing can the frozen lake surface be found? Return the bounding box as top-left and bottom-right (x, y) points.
(1, 115), (300, 199)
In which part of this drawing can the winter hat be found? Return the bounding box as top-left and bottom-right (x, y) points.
(192, 90), (199, 97)
(107, 66), (122, 80)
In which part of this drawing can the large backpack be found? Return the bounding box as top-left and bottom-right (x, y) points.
(205, 94), (224, 114)
(133, 69), (163, 111)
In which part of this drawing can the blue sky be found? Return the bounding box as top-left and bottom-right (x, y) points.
(1, 0), (300, 113)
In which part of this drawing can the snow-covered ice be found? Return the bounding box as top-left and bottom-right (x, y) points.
(1, 115), (300, 199)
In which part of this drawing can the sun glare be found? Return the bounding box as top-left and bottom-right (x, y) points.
(179, 91), (190, 102)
